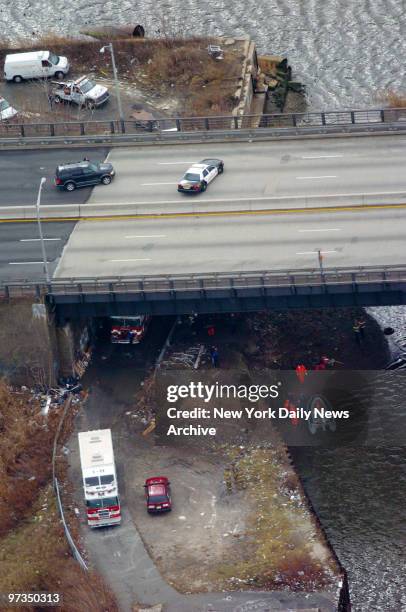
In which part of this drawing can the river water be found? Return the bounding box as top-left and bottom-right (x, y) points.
(2, 0), (406, 109)
(289, 363), (406, 612)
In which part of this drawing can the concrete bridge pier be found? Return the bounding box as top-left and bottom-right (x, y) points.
(0, 298), (92, 386)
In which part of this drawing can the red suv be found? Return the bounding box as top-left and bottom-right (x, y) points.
(144, 477), (172, 513)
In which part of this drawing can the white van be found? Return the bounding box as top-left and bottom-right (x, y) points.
(4, 50), (70, 83)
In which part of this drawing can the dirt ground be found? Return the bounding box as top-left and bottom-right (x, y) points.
(121, 433), (249, 592)
(119, 403), (340, 593)
(0, 36), (246, 124)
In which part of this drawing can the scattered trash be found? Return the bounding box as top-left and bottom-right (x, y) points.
(160, 344), (208, 370)
(142, 419), (156, 436)
(73, 349), (92, 378)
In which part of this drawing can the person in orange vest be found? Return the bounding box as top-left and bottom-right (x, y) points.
(295, 364), (307, 384)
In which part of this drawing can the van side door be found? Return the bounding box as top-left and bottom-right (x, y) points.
(41, 59), (52, 78)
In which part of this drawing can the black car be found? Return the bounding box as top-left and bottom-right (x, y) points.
(55, 160), (115, 191)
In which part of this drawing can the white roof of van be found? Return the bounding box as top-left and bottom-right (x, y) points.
(5, 50), (49, 62)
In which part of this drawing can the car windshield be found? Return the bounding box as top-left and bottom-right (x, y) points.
(86, 163), (99, 172)
(0, 99), (10, 112)
(85, 476), (99, 487)
(80, 79), (96, 94)
(184, 173), (200, 181)
(48, 52), (60, 65)
(100, 474), (114, 485)
(149, 495), (168, 503)
(87, 496), (119, 509)
(111, 317), (142, 326)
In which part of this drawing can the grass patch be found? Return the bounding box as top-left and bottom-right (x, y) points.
(212, 446), (338, 590)
(0, 381), (67, 535)
(0, 486), (118, 612)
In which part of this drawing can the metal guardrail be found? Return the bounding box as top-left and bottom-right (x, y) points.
(52, 396), (88, 572)
(1, 265), (406, 300)
(55, 478), (88, 571)
(1, 107), (406, 140)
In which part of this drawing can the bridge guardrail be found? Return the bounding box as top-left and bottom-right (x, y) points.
(2, 265), (406, 300)
(1, 107), (406, 142)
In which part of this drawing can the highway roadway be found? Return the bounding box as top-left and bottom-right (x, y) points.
(53, 206), (406, 278)
(1, 134), (406, 211)
(1, 133), (406, 281)
(86, 135), (406, 206)
(0, 147), (108, 206)
(0, 222), (75, 281)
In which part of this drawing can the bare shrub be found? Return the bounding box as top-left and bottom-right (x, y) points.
(0, 487), (118, 612)
(378, 89), (406, 108)
(0, 381), (79, 535)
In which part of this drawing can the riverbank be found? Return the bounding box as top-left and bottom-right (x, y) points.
(243, 307), (390, 370)
(167, 307), (390, 373)
(0, 33), (304, 128)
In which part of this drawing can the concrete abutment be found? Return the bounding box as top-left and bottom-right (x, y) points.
(0, 298), (92, 385)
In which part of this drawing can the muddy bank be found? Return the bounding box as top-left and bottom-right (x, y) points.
(168, 307), (390, 372)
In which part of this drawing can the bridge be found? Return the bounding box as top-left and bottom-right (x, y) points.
(1, 128), (406, 311)
(2, 266), (406, 316)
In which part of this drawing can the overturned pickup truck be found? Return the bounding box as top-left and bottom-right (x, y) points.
(51, 76), (109, 108)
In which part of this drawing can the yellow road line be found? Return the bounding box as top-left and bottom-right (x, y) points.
(1, 201), (406, 223)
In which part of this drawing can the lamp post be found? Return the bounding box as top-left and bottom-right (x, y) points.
(36, 177), (50, 283)
(100, 43), (124, 129)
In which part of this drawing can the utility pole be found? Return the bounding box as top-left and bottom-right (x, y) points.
(36, 177), (50, 283)
(317, 249), (323, 273)
(100, 43), (124, 130)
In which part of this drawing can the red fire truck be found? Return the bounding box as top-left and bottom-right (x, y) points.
(78, 429), (121, 527)
(110, 315), (150, 344)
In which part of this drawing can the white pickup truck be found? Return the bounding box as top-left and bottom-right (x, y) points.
(52, 76), (109, 109)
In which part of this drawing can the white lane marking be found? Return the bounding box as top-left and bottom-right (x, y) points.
(9, 261), (43, 265)
(295, 175), (337, 180)
(157, 161), (197, 165)
(141, 182), (178, 186)
(301, 155), (343, 159)
(296, 250), (338, 255)
(109, 258), (151, 262)
(124, 234), (166, 239)
(298, 228), (342, 233)
(20, 238), (61, 242)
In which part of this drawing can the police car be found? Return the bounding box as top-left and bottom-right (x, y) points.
(177, 158), (224, 193)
